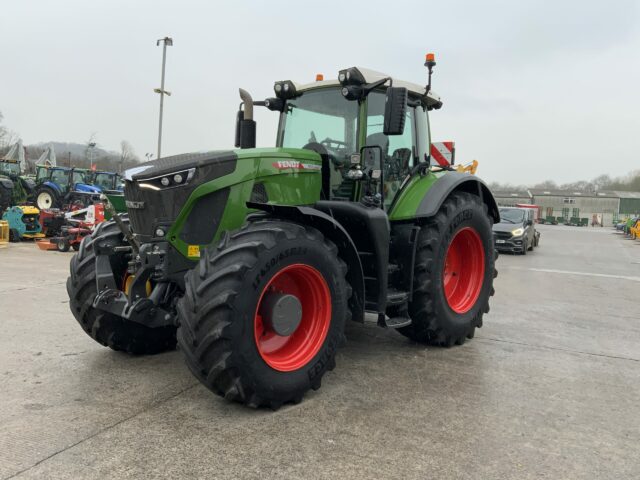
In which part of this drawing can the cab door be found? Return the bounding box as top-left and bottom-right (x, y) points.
(364, 91), (418, 210)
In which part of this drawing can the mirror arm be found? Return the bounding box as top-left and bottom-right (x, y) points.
(362, 77), (392, 95)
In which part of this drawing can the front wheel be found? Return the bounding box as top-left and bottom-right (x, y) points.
(57, 237), (70, 252)
(177, 219), (351, 408)
(398, 191), (496, 346)
(66, 218), (177, 354)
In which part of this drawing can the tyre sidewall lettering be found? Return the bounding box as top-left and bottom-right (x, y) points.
(434, 202), (494, 329)
(233, 234), (347, 393)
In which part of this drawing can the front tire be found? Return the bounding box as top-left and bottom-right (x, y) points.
(57, 237), (70, 252)
(398, 192), (496, 346)
(177, 219), (351, 408)
(66, 218), (177, 354)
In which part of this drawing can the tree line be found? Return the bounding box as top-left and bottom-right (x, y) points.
(0, 111), (142, 173)
(488, 170), (640, 193)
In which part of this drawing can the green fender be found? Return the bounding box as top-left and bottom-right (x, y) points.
(389, 171), (499, 222)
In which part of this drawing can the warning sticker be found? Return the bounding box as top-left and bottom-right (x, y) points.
(187, 245), (201, 257)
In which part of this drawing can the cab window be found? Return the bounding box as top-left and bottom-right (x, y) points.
(366, 91), (416, 209)
(72, 171), (89, 184)
(50, 169), (69, 188)
(280, 88), (359, 199)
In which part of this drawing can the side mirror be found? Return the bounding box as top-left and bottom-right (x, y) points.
(383, 87), (408, 136)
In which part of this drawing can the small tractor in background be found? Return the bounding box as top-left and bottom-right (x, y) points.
(0, 158), (36, 214)
(67, 55), (499, 409)
(34, 165), (102, 210)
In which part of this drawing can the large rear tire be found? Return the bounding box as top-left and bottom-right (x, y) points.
(36, 186), (60, 210)
(398, 192), (496, 346)
(66, 217), (177, 354)
(177, 219), (351, 408)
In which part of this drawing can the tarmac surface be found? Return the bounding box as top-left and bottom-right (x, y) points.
(0, 224), (639, 479)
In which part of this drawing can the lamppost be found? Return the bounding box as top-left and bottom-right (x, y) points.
(88, 142), (96, 170)
(145, 153), (154, 162)
(155, 37), (173, 160)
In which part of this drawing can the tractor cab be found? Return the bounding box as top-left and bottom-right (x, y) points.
(0, 159), (21, 177)
(237, 67), (442, 212)
(92, 171), (124, 193)
(0, 159), (35, 209)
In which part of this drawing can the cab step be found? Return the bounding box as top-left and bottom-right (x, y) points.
(386, 289), (409, 306)
(384, 316), (412, 329)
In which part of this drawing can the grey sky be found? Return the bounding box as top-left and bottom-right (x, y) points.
(1, 0), (639, 184)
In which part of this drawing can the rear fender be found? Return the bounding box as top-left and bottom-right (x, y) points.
(247, 202), (365, 323)
(390, 172), (499, 223)
(43, 181), (62, 194)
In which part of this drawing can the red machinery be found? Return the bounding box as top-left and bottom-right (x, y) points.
(37, 203), (105, 252)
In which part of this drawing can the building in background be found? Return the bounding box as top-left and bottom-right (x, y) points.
(615, 191), (640, 217)
(491, 188), (640, 226)
(530, 190), (620, 226)
(492, 190), (533, 206)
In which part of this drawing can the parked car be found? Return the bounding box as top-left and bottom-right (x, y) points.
(493, 207), (540, 254)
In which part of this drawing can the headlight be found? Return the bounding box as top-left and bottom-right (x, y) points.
(511, 228), (524, 236)
(138, 168), (195, 191)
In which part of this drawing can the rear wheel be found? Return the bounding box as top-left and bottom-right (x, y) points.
(177, 219), (351, 408)
(398, 192), (496, 346)
(66, 217), (177, 354)
(36, 186), (59, 210)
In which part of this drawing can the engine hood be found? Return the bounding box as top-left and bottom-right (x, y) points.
(75, 183), (102, 193)
(125, 150), (237, 181)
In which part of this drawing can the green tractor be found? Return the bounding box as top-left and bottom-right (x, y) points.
(67, 57), (499, 408)
(0, 158), (36, 214)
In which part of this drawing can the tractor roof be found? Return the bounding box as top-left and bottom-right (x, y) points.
(294, 67), (442, 109)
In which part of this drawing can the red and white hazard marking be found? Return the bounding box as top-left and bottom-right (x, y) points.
(430, 141), (455, 167)
(272, 160), (321, 170)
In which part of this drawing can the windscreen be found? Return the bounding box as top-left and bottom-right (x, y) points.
(499, 208), (525, 224)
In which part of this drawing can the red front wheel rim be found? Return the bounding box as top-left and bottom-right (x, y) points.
(254, 264), (331, 372)
(442, 227), (486, 314)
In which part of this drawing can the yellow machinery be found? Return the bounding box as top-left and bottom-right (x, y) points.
(0, 220), (9, 246)
(2, 205), (46, 241)
(631, 219), (640, 240)
(456, 160), (479, 175)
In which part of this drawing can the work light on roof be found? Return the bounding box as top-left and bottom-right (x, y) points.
(273, 81), (297, 99)
(338, 67), (366, 86)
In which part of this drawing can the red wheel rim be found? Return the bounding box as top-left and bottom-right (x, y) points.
(254, 264), (331, 372)
(442, 227), (485, 314)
